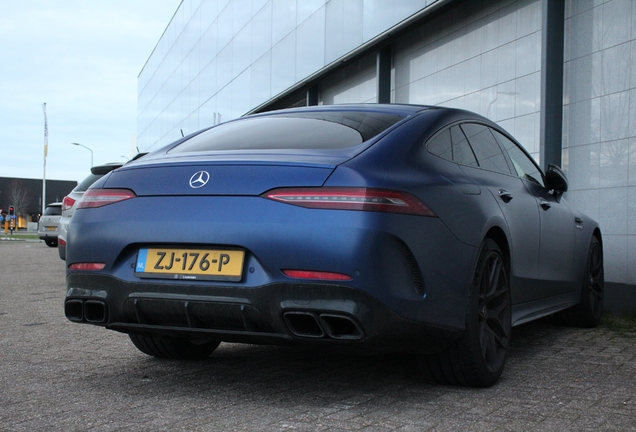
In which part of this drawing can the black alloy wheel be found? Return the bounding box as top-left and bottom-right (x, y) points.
(585, 237), (604, 323)
(420, 238), (511, 387)
(554, 236), (604, 328)
(475, 240), (511, 377)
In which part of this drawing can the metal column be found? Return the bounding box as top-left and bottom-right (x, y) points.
(539, 0), (565, 170)
(376, 45), (392, 104)
(306, 85), (319, 106)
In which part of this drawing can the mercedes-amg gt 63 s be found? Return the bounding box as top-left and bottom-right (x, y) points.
(65, 104), (603, 387)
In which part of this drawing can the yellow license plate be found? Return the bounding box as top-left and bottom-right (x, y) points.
(135, 248), (245, 281)
(45, 226), (57, 231)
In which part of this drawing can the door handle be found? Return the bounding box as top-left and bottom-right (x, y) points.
(498, 189), (513, 202)
(575, 216), (583, 229)
(540, 199), (551, 210)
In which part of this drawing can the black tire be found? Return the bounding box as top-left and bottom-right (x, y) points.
(45, 239), (57, 248)
(420, 238), (511, 387)
(553, 236), (604, 328)
(129, 334), (220, 360)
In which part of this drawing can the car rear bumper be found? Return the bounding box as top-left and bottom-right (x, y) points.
(38, 232), (58, 240)
(66, 195), (477, 353)
(65, 273), (463, 354)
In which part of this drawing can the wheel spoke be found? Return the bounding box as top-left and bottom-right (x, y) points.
(487, 324), (506, 350)
(487, 302), (509, 331)
(487, 300), (506, 318)
(481, 324), (505, 364)
(485, 257), (502, 300)
(590, 285), (603, 304)
(591, 260), (602, 277)
(490, 283), (508, 304)
(480, 322), (491, 358)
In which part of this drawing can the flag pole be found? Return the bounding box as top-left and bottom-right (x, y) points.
(42, 103), (48, 215)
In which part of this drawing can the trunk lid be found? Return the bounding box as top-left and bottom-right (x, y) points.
(102, 154), (342, 196)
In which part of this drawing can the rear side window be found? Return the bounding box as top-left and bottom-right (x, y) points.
(450, 126), (478, 166)
(426, 126), (478, 166)
(170, 112), (405, 153)
(460, 123), (512, 175)
(426, 129), (453, 160)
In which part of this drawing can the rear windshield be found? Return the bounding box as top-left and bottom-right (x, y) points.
(169, 111), (405, 154)
(76, 173), (102, 192)
(43, 205), (61, 216)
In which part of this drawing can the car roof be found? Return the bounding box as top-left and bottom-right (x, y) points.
(246, 104), (495, 133)
(250, 103), (435, 118)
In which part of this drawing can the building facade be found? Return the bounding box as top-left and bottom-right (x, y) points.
(0, 177), (77, 228)
(137, 0), (636, 312)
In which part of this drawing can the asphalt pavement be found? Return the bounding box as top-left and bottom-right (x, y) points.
(1, 240), (635, 431)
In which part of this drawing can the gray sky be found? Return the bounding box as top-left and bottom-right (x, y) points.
(0, 0), (181, 183)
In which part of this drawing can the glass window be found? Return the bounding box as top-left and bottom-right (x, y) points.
(272, 0), (297, 45)
(450, 126), (478, 166)
(427, 129), (452, 161)
(271, 32), (297, 96)
(427, 126), (479, 166)
(169, 111), (405, 153)
(233, 23), (252, 77)
(282, 111), (404, 141)
(76, 174), (102, 192)
(251, 1), (272, 63)
(296, 8), (326, 81)
(43, 205), (62, 216)
(492, 129), (545, 187)
(460, 123), (512, 175)
(325, 0), (363, 64)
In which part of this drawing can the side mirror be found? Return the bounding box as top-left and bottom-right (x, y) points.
(545, 164), (568, 199)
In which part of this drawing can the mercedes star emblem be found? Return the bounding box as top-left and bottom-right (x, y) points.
(189, 171), (210, 188)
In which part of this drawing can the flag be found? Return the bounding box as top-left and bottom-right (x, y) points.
(43, 103), (48, 157)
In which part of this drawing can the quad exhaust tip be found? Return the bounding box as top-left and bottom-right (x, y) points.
(283, 311), (363, 340)
(65, 299), (108, 324)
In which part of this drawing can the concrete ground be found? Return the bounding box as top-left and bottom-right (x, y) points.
(1, 241), (635, 431)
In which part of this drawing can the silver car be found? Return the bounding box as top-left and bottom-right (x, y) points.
(58, 163), (124, 260)
(38, 203), (62, 247)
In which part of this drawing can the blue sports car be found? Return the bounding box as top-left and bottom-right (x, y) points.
(65, 104), (603, 387)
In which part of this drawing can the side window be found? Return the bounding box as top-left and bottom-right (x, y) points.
(450, 126), (478, 166)
(460, 123), (512, 175)
(426, 129), (453, 161)
(491, 129), (545, 187)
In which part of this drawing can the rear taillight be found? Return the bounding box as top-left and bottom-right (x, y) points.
(78, 189), (136, 209)
(62, 196), (76, 212)
(263, 187), (436, 217)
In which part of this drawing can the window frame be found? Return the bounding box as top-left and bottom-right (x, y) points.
(425, 120), (546, 187)
(490, 128), (546, 188)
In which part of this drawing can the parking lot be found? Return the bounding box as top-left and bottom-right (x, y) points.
(1, 240), (635, 431)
